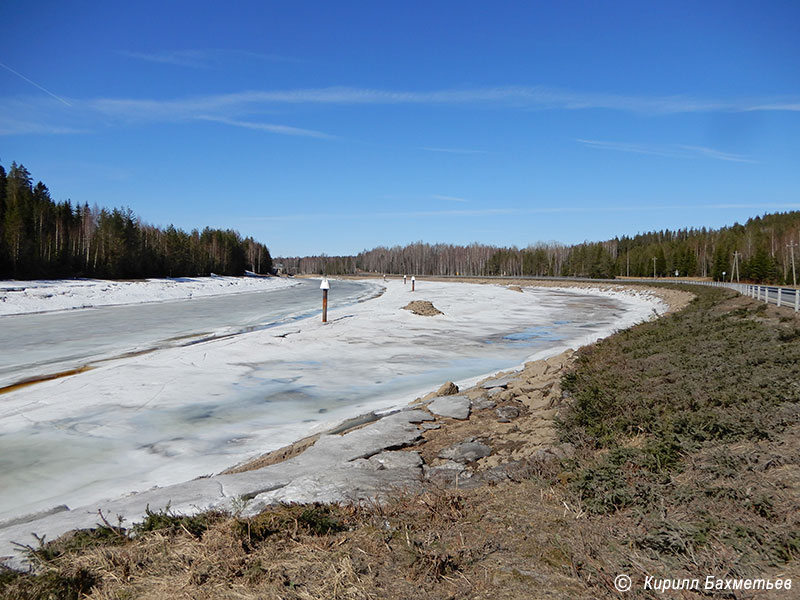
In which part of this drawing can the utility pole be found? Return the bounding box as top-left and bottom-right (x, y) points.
(626, 251), (630, 277)
(653, 256), (657, 279)
(732, 251), (741, 283)
(788, 241), (798, 287)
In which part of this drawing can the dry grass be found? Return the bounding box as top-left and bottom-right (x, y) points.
(3, 285), (799, 599)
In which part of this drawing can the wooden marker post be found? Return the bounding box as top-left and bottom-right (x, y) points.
(320, 278), (330, 322)
(411, 276), (416, 292)
(403, 275), (407, 285)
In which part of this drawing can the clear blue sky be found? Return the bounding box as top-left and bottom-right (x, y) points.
(1, 1), (799, 256)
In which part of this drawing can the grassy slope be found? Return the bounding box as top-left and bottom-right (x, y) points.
(2, 285), (799, 599)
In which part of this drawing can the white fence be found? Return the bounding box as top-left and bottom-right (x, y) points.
(651, 279), (800, 312)
(434, 274), (800, 312)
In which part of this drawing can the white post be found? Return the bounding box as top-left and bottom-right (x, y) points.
(320, 278), (330, 323)
(795, 289), (799, 312)
(777, 288), (782, 307)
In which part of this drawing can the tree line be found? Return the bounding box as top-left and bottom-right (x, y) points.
(279, 212), (800, 284)
(0, 161), (272, 279)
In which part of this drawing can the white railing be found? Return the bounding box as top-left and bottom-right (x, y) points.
(432, 274), (800, 312)
(650, 279), (799, 312)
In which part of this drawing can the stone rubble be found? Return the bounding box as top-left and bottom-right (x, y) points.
(428, 395), (471, 420)
(0, 349), (576, 570)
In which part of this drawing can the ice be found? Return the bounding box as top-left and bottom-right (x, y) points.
(0, 279), (666, 525)
(0, 275), (299, 316)
(0, 278), (374, 388)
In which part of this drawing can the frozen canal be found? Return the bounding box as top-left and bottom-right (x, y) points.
(0, 278), (664, 525)
(0, 279), (374, 388)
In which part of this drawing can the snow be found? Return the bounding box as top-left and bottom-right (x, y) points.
(0, 278), (666, 529)
(0, 278), (372, 390)
(0, 275), (299, 316)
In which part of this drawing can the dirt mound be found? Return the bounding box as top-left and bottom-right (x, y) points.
(402, 300), (443, 316)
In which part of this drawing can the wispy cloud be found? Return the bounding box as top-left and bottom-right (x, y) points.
(0, 60), (72, 106)
(0, 94), (328, 139)
(744, 103), (800, 112)
(423, 147), (487, 154)
(119, 50), (210, 69)
(4, 84), (799, 139)
(0, 119), (86, 136)
(89, 86), (800, 114)
(677, 145), (758, 163)
(118, 49), (302, 69)
(197, 116), (334, 139)
(577, 139), (758, 163)
(431, 194), (469, 203)
(0, 96), (92, 137)
(245, 207), (517, 222)
(245, 202), (800, 222)
(79, 87), (800, 134)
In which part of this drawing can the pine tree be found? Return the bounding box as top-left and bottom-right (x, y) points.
(0, 164), (7, 274)
(711, 241), (729, 281)
(655, 246), (667, 277)
(0, 160), (273, 280)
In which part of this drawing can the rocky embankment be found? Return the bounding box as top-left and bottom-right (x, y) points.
(0, 350), (572, 570)
(1, 282), (692, 569)
(412, 350), (574, 485)
(226, 348), (575, 499)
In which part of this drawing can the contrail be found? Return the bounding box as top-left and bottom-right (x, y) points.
(0, 60), (72, 106)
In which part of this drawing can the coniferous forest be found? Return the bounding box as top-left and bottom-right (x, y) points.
(3, 160), (798, 285)
(0, 162), (272, 279)
(280, 213), (800, 285)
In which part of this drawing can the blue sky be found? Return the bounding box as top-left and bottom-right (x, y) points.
(1, 1), (799, 256)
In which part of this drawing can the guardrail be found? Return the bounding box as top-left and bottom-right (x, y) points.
(640, 279), (800, 312)
(419, 274), (800, 312)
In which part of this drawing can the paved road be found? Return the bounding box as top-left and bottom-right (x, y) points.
(0, 279), (378, 388)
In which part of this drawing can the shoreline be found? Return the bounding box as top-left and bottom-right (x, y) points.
(328, 273), (693, 313)
(8, 277), (798, 597)
(0, 280), (692, 569)
(221, 280), (693, 476)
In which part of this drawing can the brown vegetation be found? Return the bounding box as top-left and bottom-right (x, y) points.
(3, 285), (798, 599)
